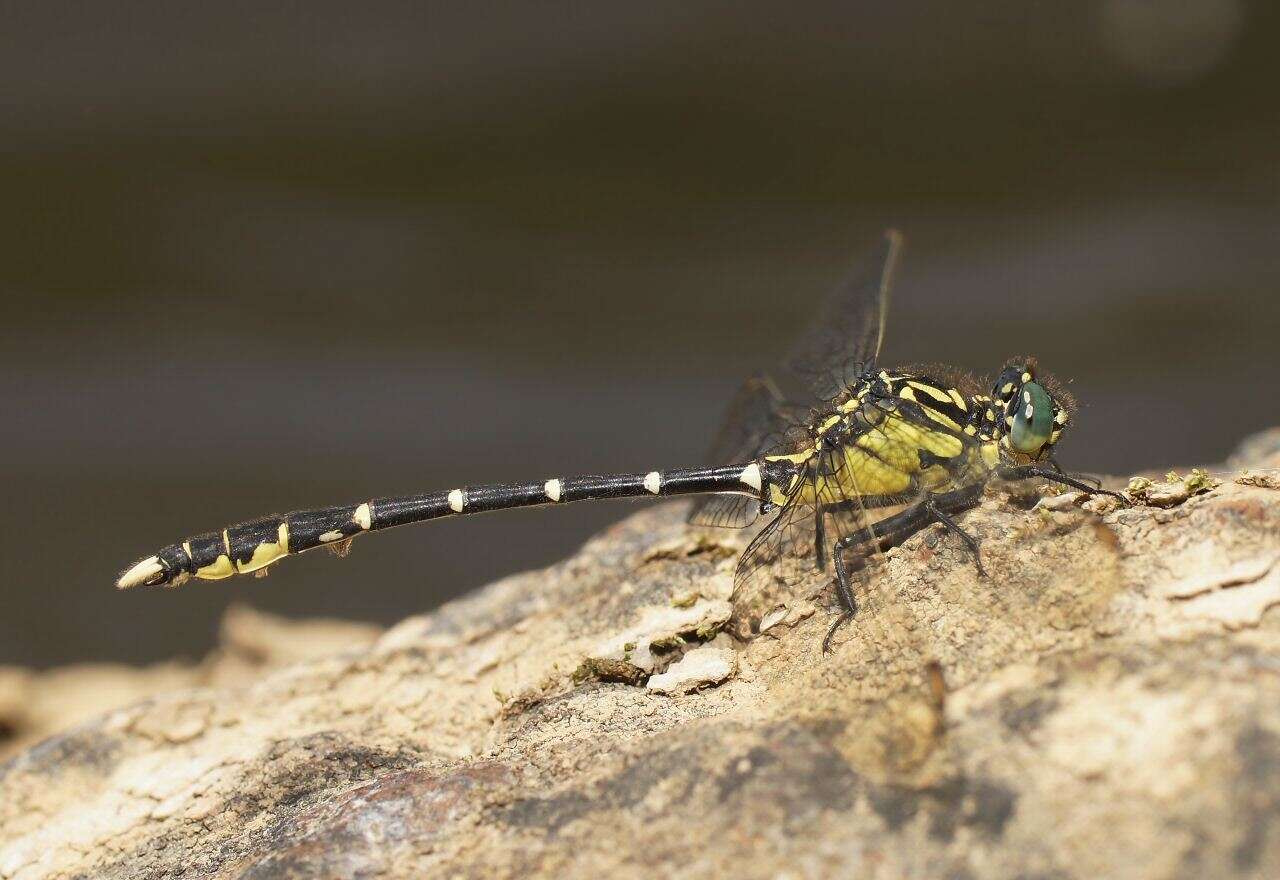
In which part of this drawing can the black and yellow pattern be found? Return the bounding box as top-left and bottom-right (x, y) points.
(117, 466), (756, 590)
(717, 357), (1094, 650)
(116, 230), (1121, 649)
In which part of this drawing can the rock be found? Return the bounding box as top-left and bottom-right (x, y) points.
(1034, 489), (1085, 511)
(646, 635), (737, 694)
(583, 594), (734, 674)
(3, 433), (1280, 879)
(0, 605), (382, 762)
(1228, 427), (1280, 470)
(1126, 469), (1221, 508)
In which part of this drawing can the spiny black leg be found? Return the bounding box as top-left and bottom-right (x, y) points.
(824, 544), (859, 653)
(814, 503), (828, 573)
(832, 543), (859, 615)
(824, 504), (932, 655)
(1047, 455), (1102, 490)
(998, 464), (1125, 502)
(925, 497), (987, 578)
(823, 485), (984, 654)
(823, 611), (852, 654)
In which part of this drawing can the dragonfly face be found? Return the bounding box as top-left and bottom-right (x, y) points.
(989, 360), (1071, 462)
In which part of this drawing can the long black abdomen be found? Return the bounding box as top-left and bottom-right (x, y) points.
(117, 464), (762, 590)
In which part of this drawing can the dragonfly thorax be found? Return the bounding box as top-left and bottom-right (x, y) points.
(749, 361), (1082, 533)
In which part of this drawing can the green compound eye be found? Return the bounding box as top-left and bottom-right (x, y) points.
(1010, 381), (1054, 455)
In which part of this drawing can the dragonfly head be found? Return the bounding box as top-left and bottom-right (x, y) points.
(990, 358), (1073, 461)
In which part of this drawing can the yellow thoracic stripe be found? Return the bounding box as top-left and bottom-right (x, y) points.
(905, 380), (954, 404)
(917, 405), (962, 433)
(762, 387), (984, 507)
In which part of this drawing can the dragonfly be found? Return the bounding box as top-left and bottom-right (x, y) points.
(115, 231), (1123, 651)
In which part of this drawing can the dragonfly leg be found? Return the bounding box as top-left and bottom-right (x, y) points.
(1046, 455), (1102, 489)
(814, 501), (828, 573)
(832, 540), (860, 614)
(825, 503), (929, 654)
(825, 522), (899, 653)
(824, 485), (983, 654)
(822, 611), (853, 655)
(998, 463), (1125, 502)
(924, 496), (987, 578)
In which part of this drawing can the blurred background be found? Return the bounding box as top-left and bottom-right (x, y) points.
(2, 1), (1277, 667)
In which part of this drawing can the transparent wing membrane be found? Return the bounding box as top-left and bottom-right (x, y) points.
(688, 376), (810, 528)
(726, 386), (989, 647)
(785, 230), (902, 404)
(699, 375), (791, 466)
(729, 484), (821, 633)
(692, 231), (903, 532)
(686, 493), (761, 529)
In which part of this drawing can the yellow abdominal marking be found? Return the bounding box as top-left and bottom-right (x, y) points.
(763, 447), (816, 506)
(767, 484), (792, 507)
(233, 522), (291, 575)
(354, 503), (372, 529)
(837, 394), (869, 414)
(194, 534), (236, 580)
(770, 449), (817, 467)
(818, 414), (841, 434)
(195, 555), (235, 579)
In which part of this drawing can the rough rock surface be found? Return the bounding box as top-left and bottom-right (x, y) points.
(3, 438), (1280, 879)
(0, 606), (384, 762)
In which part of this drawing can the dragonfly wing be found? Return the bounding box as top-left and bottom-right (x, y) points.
(688, 375), (808, 528)
(686, 493), (761, 529)
(693, 230), (904, 529)
(727, 486), (820, 635)
(730, 388), (990, 643)
(784, 230), (903, 403)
